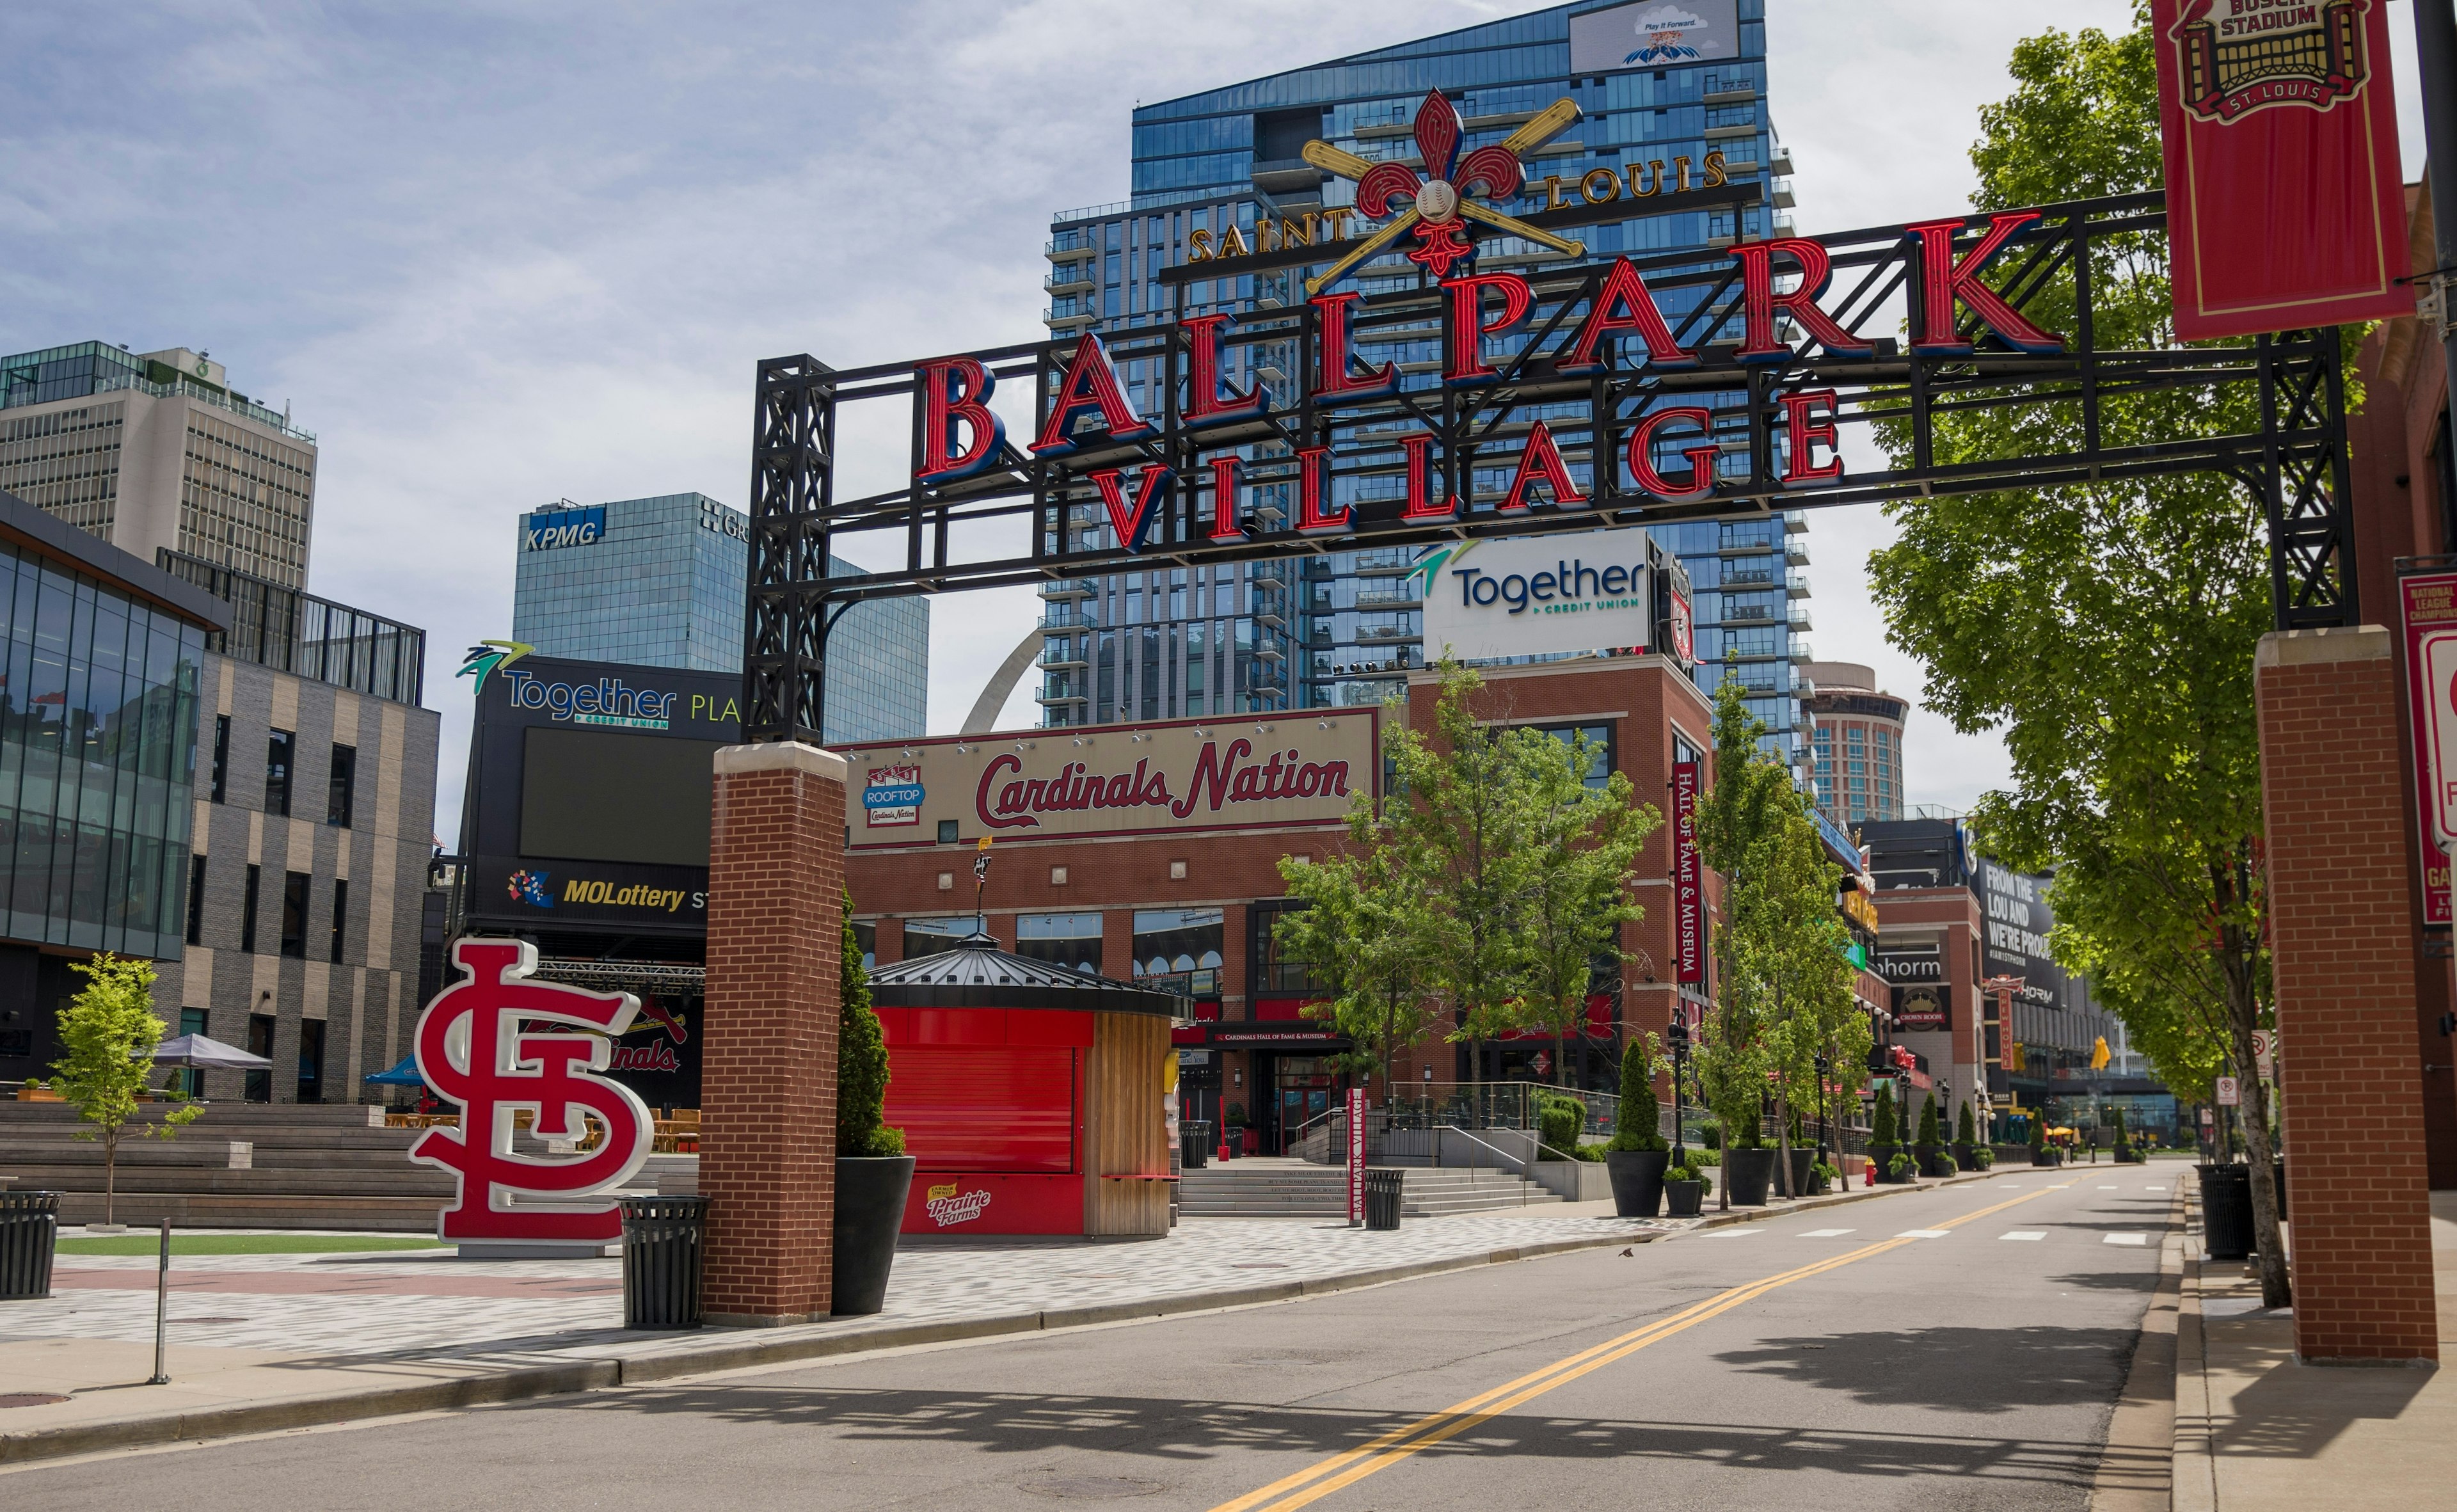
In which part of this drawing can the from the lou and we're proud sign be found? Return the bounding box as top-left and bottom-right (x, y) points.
(845, 712), (1379, 848)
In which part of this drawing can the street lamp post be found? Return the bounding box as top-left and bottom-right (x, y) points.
(1668, 1012), (1691, 1167)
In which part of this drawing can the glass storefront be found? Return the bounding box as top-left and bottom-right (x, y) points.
(1016, 911), (1102, 974)
(902, 914), (982, 958)
(1132, 907), (1221, 996)
(0, 543), (202, 958)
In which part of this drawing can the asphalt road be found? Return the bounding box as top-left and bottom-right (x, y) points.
(5, 1171), (2178, 1511)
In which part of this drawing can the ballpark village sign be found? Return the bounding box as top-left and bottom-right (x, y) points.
(742, 92), (2354, 744)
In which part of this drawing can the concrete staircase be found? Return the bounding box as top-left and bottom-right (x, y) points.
(0, 1101), (450, 1231)
(1177, 1159), (1561, 1219)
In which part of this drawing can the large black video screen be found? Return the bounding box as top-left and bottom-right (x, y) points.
(520, 726), (726, 868)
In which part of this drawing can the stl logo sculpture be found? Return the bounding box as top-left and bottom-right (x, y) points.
(410, 937), (652, 1242)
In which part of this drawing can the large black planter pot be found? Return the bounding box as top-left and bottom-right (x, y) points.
(831, 1155), (915, 1317)
(1664, 1180), (1705, 1218)
(1870, 1146), (1906, 1183)
(2032, 1147), (2061, 1167)
(1786, 1147), (1814, 1197)
(1724, 1147), (1776, 1206)
(1912, 1142), (1943, 1179)
(1605, 1149), (1670, 1218)
(1952, 1141), (1978, 1172)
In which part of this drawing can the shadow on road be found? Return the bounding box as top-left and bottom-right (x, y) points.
(542, 1383), (2108, 1490)
(1712, 1326), (2136, 1414)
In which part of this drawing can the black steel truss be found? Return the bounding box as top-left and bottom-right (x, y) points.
(745, 189), (2354, 744)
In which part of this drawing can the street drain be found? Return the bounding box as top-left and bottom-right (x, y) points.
(0, 1395), (71, 1409)
(1019, 1476), (1165, 1499)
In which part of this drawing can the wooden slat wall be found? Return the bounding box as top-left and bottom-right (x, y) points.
(1083, 1012), (1170, 1238)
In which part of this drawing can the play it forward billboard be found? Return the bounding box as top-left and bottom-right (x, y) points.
(1419, 526), (1654, 663)
(847, 710), (1380, 848)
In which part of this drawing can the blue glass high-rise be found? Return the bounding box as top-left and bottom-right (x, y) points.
(511, 491), (928, 745)
(1038, 0), (1808, 761)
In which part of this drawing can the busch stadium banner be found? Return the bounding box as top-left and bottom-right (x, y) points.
(2151, 0), (2412, 338)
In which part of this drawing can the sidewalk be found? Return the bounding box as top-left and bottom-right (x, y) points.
(0, 1165), (1998, 1465)
(2169, 1182), (2457, 1511)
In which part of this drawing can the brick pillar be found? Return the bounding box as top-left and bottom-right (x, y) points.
(701, 742), (845, 1326)
(2255, 627), (2439, 1362)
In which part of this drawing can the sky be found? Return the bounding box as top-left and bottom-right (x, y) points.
(0, 0), (2433, 842)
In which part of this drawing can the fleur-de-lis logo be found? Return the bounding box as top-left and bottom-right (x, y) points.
(1302, 92), (1586, 295)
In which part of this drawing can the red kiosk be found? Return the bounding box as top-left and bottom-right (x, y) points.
(867, 933), (1184, 1239)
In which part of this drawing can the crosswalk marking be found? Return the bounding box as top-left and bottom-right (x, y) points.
(2098, 1184), (2118, 1190)
(1703, 1228), (1761, 1237)
(2104, 1232), (2149, 1246)
(1896, 1229), (1952, 1239)
(2001, 1231), (2046, 1241)
(2146, 1185), (2168, 1191)
(1799, 1228), (1855, 1238)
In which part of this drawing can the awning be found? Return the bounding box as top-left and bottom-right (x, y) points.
(148, 1033), (271, 1070)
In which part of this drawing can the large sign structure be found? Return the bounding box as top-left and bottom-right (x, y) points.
(409, 938), (653, 1244)
(743, 98), (2356, 748)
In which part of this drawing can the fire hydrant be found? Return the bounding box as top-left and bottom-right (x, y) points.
(1863, 1161), (1875, 1188)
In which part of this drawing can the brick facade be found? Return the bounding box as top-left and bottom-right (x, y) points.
(701, 743), (846, 1325)
(2255, 628), (2438, 1362)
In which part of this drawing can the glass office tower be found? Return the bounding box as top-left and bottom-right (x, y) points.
(511, 491), (928, 745)
(1038, 0), (1809, 763)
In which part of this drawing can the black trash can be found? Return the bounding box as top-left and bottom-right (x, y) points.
(619, 1195), (708, 1330)
(1181, 1120), (1213, 1171)
(2198, 1163), (2255, 1261)
(0, 1191), (60, 1301)
(1364, 1169), (1404, 1231)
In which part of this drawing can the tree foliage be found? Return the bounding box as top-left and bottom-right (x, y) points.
(1865, 6), (2303, 1305)
(49, 953), (198, 1225)
(838, 892), (903, 1158)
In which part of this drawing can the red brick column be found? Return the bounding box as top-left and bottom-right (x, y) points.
(2255, 627), (2438, 1362)
(700, 742), (845, 1326)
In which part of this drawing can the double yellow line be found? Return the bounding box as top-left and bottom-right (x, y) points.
(1209, 1181), (2074, 1512)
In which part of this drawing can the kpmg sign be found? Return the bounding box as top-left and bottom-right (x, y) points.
(523, 504), (605, 552)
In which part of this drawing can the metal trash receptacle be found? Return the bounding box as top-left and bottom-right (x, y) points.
(1181, 1120), (1213, 1171)
(0, 1191), (60, 1301)
(1364, 1169), (1404, 1231)
(2197, 1163), (2255, 1261)
(619, 1195), (708, 1330)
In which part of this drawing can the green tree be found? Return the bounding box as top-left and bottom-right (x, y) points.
(1606, 1033), (1669, 1153)
(837, 893), (903, 1158)
(1512, 727), (1661, 1084)
(48, 954), (198, 1225)
(1916, 1091), (1942, 1149)
(1381, 663), (1541, 1064)
(1957, 1099), (1978, 1145)
(1865, 8), (2293, 1307)
(1868, 1081), (1900, 1166)
(1278, 815), (1445, 1096)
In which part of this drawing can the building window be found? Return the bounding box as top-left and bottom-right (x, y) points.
(186, 855), (206, 945)
(1016, 912), (1102, 974)
(265, 729), (294, 816)
(297, 1018), (324, 1104)
(1252, 902), (1323, 994)
(1135, 908), (1223, 996)
(328, 743), (356, 828)
(240, 864), (261, 952)
(852, 919), (875, 972)
(280, 870), (310, 958)
(211, 715), (230, 803)
(902, 915), (982, 957)
(1531, 722), (1615, 790)
(246, 1012), (274, 1102)
(330, 879), (348, 963)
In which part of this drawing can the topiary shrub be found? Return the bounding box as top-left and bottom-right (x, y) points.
(1868, 1083), (1899, 1154)
(1538, 1094), (1586, 1159)
(1701, 1122), (1723, 1150)
(1955, 1099), (1976, 1145)
(2028, 1110), (2048, 1152)
(1917, 1092), (1941, 1147)
(1606, 1037), (1669, 1154)
(1974, 1145), (1996, 1168)
(836, 892), (905, 1158)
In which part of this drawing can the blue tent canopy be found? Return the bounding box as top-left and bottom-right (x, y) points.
(363, 1054), (425, 1087)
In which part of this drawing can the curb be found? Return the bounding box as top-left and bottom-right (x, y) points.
(0, 1162), (1996, 1467)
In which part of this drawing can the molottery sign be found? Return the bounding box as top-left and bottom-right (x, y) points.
(408, 938), (653, 1244)
(845, 712), (1378, 848)
(2150, 0), (2410, 338)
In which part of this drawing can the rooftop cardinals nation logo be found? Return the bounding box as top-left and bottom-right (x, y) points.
(410, 937), (652, 1243)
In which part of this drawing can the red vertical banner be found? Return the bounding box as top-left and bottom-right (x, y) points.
(2149, 0), (2412, 339)
(1346, 1087), (1367, 1224)
(1673, 761), (1703, 983)
(2400, 569), (2457, 925)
